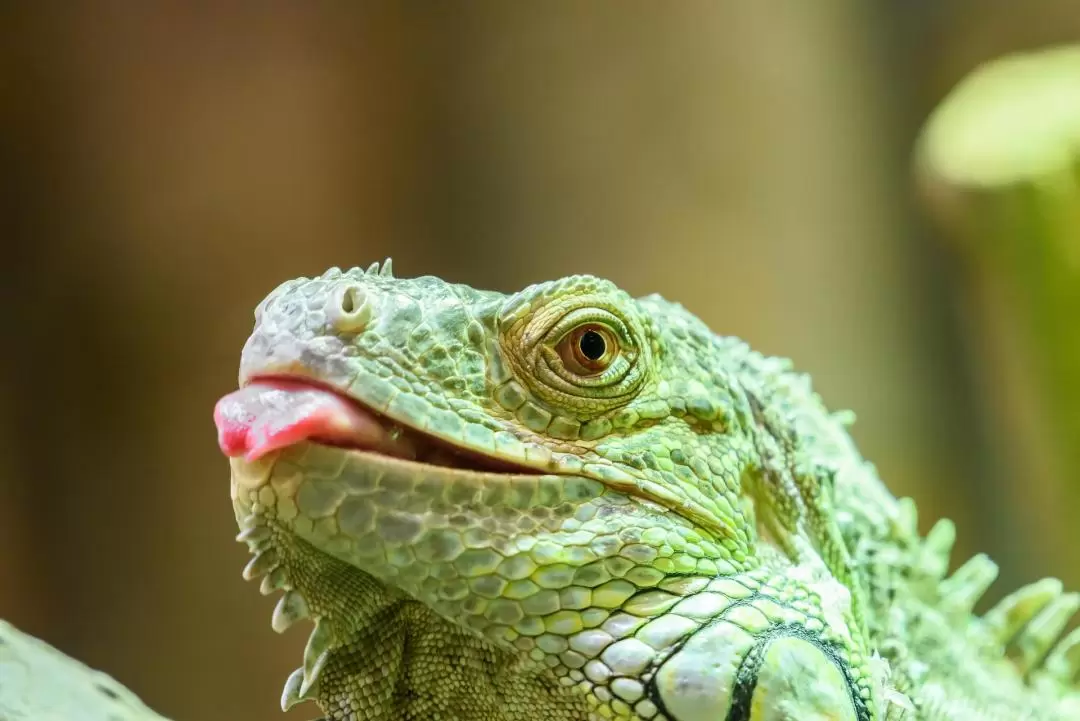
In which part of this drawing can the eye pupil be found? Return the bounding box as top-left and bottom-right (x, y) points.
(578, 330), (607, 361)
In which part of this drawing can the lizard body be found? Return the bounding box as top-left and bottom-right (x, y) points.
(214, 262), (1080, 720)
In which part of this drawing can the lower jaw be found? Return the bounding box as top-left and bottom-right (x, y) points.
(234, 500), (588, 720)
(229, 445), (496, 715)
(226, 442), (613, 717)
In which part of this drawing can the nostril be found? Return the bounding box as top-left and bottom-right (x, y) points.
(341, 286), (362, 313)
(328, 284), (372, 332)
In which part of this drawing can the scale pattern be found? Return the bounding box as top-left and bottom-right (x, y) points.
(225, 261), (1080, 721)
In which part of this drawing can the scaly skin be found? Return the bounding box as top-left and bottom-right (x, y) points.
(227, 261), (1080, 720)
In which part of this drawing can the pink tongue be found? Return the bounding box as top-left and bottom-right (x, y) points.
(214, 379), (394, 462)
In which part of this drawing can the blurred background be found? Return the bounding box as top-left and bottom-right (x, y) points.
(1, 3), (1078, 719)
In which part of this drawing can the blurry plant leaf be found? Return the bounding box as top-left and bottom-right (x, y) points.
(915, 44), (1080, 530)
(921, 45), (1080, 189)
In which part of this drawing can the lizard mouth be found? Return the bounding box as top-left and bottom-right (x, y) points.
(213, 374), (542, 476)
(216, 374), (554, 711)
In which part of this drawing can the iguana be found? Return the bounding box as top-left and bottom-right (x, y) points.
(2, 264), (1078, 721)
(208, 262), (1080, 720)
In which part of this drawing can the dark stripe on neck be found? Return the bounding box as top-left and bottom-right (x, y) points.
(724, 623), (870, 721)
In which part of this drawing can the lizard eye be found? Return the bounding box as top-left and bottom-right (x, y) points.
(557, 324), (618, 376)
(497, 278), (651, 415)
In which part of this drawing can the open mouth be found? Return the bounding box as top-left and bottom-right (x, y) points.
(213, 375), (541, 475)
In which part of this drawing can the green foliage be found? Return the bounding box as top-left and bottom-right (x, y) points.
(917, 44), (1080, 515)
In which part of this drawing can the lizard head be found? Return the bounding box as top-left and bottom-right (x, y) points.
(216, 261), (874, 720)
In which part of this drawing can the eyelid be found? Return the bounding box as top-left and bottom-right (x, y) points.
(548, 308), (632, 348)
(498, 286), (650, 413)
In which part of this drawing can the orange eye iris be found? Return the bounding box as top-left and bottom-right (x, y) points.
(558, 324), (617, 375)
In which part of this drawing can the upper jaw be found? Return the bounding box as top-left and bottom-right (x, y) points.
(237, 332), (356, 390)
(227, 349), (554, 478)
(234, 334), (570, 476)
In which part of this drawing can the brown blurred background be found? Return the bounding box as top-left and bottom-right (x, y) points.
(1, 3), (1078, 720)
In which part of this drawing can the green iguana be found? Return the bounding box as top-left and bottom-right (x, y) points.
(210, 263), (1080, 720)
(2, 264), (1078, 720)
